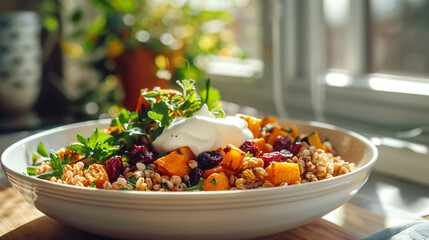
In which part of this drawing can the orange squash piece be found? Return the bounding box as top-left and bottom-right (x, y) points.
(266, 126), (289, 145)
(287, 125), (299, 139)
(202, 172), (231, 191)
(240, 115), (262, 138)
(261, 115), (279, 127)
(307, 131), (328, 152)
(84, 164), (109, 188)
(265, 162), (301, 186)
(154, 150), (191, 178)
(177, 146), (196, 162)
(202, 165), (235, 179)
(252, 138), (272, 154)
(219, 144), (246, 173)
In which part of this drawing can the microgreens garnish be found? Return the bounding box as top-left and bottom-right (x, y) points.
(128, 79), (225, 142)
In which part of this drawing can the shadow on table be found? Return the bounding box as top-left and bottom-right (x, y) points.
(0, 216), (114, 240)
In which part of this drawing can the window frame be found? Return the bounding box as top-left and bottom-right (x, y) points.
(280, 0), (429, 185)
(212, 0), (429, 185)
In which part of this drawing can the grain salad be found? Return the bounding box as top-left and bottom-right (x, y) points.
(27, 79), (356, 191)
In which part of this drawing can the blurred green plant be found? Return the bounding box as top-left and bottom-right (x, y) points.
(40, 0), (247, 116)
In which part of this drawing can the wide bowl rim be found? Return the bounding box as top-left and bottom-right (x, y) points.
(1, 118), (378, 198)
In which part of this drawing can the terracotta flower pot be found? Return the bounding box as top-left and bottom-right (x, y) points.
(114, 47), (177, 110)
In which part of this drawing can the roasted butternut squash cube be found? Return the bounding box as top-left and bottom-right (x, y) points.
(202, 165), (235, 179)
(266, 126), (289, 145)
(253, 138), (272, 154)
(307, 131), (328, 152)
(262, 115), (279, 127)
(219, 144), (246, 173)
(84, 164), (108, 188)
(287, 125), (299, 139)
(177, 146), (196, 162)
(202, 172), (231, 191)
(265, 162), (301, 186)
(154, 150), (191, 178)
(240, 115), (262, 138)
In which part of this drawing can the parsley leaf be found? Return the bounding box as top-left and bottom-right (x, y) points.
(67, 128), (119, 161)
(37, 142), (49, 157)
(27, 166), (37, 176)
(50, 153), (63, 172)
(209, 179), (217, 185)
(128, 177), (138, 188)
(184, 179), (205, 191)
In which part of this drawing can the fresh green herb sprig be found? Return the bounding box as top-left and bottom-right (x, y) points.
(67, 128), (119, 162)
(130, 79), (226, 142)
(146, 79), (202, 141)
(36, 153), (64, 179)
(110, 108), (147, 147)
(27, 142), (68, 178)
(184, 179), (205, 191)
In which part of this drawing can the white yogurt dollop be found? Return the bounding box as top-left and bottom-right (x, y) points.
(152, 104), (253, 156)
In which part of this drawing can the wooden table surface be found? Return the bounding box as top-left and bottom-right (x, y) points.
(0, 183), (423, 240)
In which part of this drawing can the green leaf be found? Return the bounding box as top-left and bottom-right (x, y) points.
(50, 153), (63, 172)
(177, 79), (196, 98)
(71, 10), (83, 23)
(62, 154), (70, 165)
(119, 187), (133, 191)
(117, 108), (131, 124)
(88, 128), (113, 148)
(149, 127), (164, 142)
(128, 177), (138, 188)
(281, 127), (294, 134)
(148, 101), (172, 127)
(293, 136), (301, 143)
(211, 107), (226, 118)
(184, 179), (205, 191)
(200, 87), (221, 111)
(77, 134), (89, 146)
(27, 166), (37, 176)
(67, 144), (86, 153)
(144, 92), (160, 98)
(37, 170), (62, 179)
(209, 179), (217, 185)
(37, 142), (49, 157)
(179, 92), (198, 111)
(161, 183), (170, 191)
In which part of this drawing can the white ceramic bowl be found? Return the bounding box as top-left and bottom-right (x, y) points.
(1, 119), (378, 240)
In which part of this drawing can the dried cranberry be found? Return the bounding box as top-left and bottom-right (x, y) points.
(106, 156), (123, 183)
(260, 151), (283, 167)
(197, 150), (223, 170)
(240, 140), (259, 156)
(188, 167), (204, 186)
(273, 136), (291, 151)
(128, 144), (155, 165)
(288, 142), (302, 156)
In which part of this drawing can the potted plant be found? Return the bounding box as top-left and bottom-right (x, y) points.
(51, 0), (244, 111)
